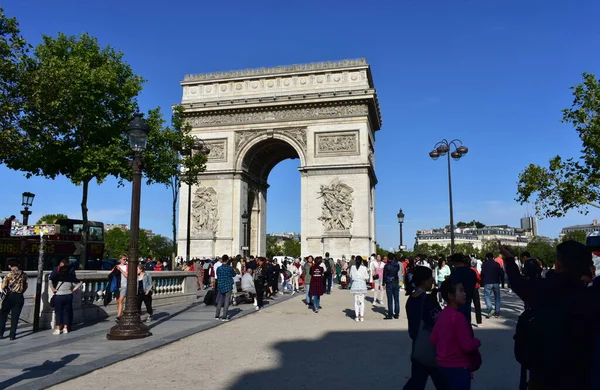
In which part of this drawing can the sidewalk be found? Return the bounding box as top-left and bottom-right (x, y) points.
(0, 291), (294, 390)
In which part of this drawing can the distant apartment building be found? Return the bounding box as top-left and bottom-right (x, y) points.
(560, 220), (600, 238)
(520, 215), (538, 237)
(106, 224), (128, 232)
(267, 232), (300, 247)
(416, 225), (529, 250)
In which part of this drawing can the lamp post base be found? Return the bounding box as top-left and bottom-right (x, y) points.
(106, 311), (152, 340)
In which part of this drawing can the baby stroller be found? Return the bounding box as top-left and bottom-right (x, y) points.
(340, 270), (349, 289)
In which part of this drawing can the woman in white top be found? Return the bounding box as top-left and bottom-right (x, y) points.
(350, 256), (370, 322)
(370, 255), (385, 306)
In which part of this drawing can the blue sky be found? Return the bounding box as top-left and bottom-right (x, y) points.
(2, 0), (599, 251)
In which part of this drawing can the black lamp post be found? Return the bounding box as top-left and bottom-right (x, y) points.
(20, 192), (35, 225)
(397, 209), (405, 250)
(429, 139), (468, 255)
(107, 113), (152, 340)
(183, 139), (210, 263)
(241, 210), (249, 257)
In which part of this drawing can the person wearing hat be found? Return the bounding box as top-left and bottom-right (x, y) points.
(502, 240), (600, 390)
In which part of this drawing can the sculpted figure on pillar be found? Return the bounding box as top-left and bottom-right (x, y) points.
(317, 178), (354, 231)
(192, 187), (220, 235)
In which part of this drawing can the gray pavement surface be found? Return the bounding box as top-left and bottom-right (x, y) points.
(0, 291), (293, 389)
(49, 287), (525, 390)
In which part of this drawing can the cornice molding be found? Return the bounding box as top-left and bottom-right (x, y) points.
(183, 58), (367, 83)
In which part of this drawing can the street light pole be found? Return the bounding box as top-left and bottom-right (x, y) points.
(429, 139), (469, 255)
(19, 192), (35, 268)
(107, 113), (152, 340)
(397, 209), (405, 250)
(241, 210), (249, 258)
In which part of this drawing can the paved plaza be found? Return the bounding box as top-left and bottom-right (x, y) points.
(35, 287), (525, 390)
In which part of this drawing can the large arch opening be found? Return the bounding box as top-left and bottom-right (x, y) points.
(239, 137), (302, 257)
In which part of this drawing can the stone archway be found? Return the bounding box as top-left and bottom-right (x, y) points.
(177, 59), (382, 259)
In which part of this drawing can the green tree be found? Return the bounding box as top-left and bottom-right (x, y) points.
(283, 239), (301, 258)
(0, 33), (144, 267)
(142, 105), (207, 262)
(36, 213), (69, 224)
(104, 228), (128, 258)
(455, 243), (477, 256)
(517, 73), (600, 218)
(266, 236), (282, 258)
(0, 8), (30, 133)
(525, 237), (557, 267)
(456, 220), (486, 229)
(147, 234), (173, 260)
(561, 230), (587, 244)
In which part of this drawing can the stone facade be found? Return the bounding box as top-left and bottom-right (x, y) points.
(177, 59), (382, 259)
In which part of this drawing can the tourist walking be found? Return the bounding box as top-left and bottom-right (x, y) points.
(470, 264), (483, 325)
(215, 255), (236, 321)
(0, 259), (27, 340)
(383, 254), (401, 319)
(431, 280), (482, 390)
(302, 256), (314, 306)
(371, 255), (385, 305)
(448, 254), (477, 325)
(137, 264), (153, 322)
(253, 257), (267, 311)
(290, 259), (301, 292)
(403, 266), (444, 390)
(309, 257), (325, 313)
(324, 253), (335, 294)
(481, 252), (502, 318)
(49, 259), (81, 334)
(435, 258), (451, 304)
(350, 255), (369, 321)
(115, 254), (128, 322)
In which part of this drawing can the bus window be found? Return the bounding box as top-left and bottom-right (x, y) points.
(89, 226), (103, 241)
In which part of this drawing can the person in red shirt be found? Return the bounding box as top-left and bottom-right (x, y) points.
(494, 255), (505, 288)
(470, 263), (483, 325)
(153, 261), (163, 271)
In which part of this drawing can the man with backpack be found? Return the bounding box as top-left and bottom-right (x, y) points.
(502, 240), (600, 390)
(324, 252), (335, 294)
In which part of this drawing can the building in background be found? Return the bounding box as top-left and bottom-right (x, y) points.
(416, 224), (529, 250)
(560, 220), (600, 238)
(267, 232), (300, 248)
(520, 215), (538, 237)
(106, 224), (128, 232)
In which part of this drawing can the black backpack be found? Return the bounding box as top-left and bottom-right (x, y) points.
(325, 258), (332, 274)
(514, 294), (574, 373)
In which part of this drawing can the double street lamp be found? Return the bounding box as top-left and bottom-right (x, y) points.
(397, 209), (405, 251)
(182, 139), (210, 263)
(429, 139), (469, 255)
(107, 113), (152, 340)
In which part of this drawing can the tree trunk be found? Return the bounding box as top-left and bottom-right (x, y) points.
(79, 179), (90, 269)
(171, 178), (179, 269)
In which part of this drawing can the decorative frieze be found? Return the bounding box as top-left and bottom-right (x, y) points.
(188, 104), (368, 127)
(204, 138), (227, 162)
(192, 187), (220, 236)
(315, 130), (359, 157)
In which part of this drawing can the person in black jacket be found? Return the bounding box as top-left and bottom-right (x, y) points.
(382, 253), (401, 319)
(448, 253), (477, 325)
(481, 252), (503, 318)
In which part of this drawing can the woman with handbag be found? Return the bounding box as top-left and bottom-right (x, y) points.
(371, 255), (385, 305)
(404, 266), (444, 390)
(0, 259), (28, 340)
(50, 259), (82, 334)
(349, 256), (369, 321)
(431, 280), (482, 390)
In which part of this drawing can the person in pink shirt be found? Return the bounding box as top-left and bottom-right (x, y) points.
(431, 280), (482, 389)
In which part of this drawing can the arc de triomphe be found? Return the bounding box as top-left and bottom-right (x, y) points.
(177, 59), (382, 259)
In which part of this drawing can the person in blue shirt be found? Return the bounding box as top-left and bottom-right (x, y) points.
(215, 255), (236, 321)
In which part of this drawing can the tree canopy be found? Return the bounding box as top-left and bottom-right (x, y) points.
(36, 213), (69, 224)
(456, 220), (486, 229)
(561, 230), (587, 244)
(283, 239), (301, 258)
(517, 73), (600, 218)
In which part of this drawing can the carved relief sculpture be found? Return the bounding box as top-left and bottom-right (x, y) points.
(317, 133), (358, 154)
(317, 179), (354, 231)
(205, 139), (227, 162)
(192, 187), (220, 235)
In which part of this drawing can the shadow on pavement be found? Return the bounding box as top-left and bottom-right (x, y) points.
(0, 354), (80, 389)
(227, 328), (521, 390)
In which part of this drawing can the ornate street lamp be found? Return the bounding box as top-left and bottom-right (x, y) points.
(429, 139), (469, 254)
(107, 113), (152, 340)
(241, 210), (249, 257)
(397, 209), (405, 250)
(182, 138), (210, 263)
(20, 192), (35, 225)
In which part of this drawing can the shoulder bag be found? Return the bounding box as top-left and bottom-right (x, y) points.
(411, 295), (438, 367)
(50, 282), (65, 308)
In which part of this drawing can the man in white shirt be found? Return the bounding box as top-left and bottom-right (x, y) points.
(214, 257), (223, 280)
